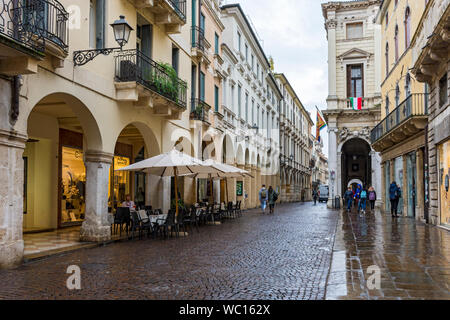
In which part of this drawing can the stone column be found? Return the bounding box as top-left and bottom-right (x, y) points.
(380, 162), (386, 212)
(80, 151), (113, 242)
(371, 151), (382, 208)
(213, 179), (220, 205)
(326, 18), (338, 109)
(337, 151), (342, 197)
(250, 166), (256, 208)
(0, 130), (27, 269)
(146, 173), (161, 209)
(244, 164), (251, 209)
(416, 149), (424, 221)
(256, 167), (261, 204)
(327, 128), (338, 208)
(402, 155), (408, 217)
(161, 176), (171, 214)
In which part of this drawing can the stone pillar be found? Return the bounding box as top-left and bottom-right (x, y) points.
(213, 179), (220, 205)
(146, 173), (162, 209)
(326, 18), (338, 109)
(256, 167), (261, 204)
(0, 130), (27, 269)
(337, 151), (342, 197)
(244, 164), (251, 209)
(80, 151), (113, 242)
(250, 166), (256, 208)
(380, 162), (386, 212)
(402, 155), (408, 217)
(416, 149), (424, 221)
(371, 151), (382, 208)
(161, 176), (171, 214)
(389, 159), (395, 183)
(327, 128), (338, 208)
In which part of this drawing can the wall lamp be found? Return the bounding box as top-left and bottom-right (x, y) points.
(73, 16), (133, 66)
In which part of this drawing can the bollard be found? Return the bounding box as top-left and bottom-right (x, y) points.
(335, 196), (341, 209)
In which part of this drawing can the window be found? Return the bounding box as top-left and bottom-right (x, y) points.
(238, 85), (242, 118)
(200, 13), (205, 31)
(237, 31), (241, 52)
(346, 22), (363, 39)
(257, 63), (260, 77)
(214, 32), (219, 55)
(395, 84), (400, 107)
(89, 0), (105, 49)
(347, 64), (364, 98)
(385, 12), (389, 26)
(385, 43), (389, 76)
(439, 73), (448, 107)
(245, 93), (249, 122)
(395, 0), (398, 7)
(214, 85), (219, 112)
(200, 72), (205, 101)
(405, 7), (411, 48)
(385, 96), (390, 117)
(245, 44), (248, 61)
(251, 54), (254, 71)
(172, 46), (179, 75)
(394, 25), (399, 62)
(251, 99), (255, 125)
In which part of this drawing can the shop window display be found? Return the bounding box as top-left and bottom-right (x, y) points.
(438, 140), (450, 227)
(109, 156), (131, 210)
(61, 147), (86, 226)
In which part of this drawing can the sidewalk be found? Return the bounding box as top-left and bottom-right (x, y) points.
(326, 208), (450, 300)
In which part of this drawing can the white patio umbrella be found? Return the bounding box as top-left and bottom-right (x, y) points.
(181, 159), (253, 204)
(116, 149), (224, 217)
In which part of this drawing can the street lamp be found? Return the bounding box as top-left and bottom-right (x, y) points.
(73, 15), (133, 67)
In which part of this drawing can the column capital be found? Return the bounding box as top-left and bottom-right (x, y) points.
(85, 150), (114, 164)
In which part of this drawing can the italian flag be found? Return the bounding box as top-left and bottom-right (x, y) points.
(349, 97), (363, 110)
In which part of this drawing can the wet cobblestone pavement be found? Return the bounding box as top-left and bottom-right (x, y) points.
(326, 208), (450, 300)
(0, 202), (338, 300)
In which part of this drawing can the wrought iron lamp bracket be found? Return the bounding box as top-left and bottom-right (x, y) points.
(73, 47), (122, 66)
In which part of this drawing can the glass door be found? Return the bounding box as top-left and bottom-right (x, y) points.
(394, 157), (403, 215)
(385, 161), (390, 212)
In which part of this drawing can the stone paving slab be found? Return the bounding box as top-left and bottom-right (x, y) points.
(0, 202), (338, 300)
(326, 208), (450, 300)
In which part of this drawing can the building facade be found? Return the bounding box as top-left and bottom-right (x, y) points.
(411, 0), (450, 228)
(275, 74), (314, 203)
(219, 4), (283, 209)
(312, 138), (329, 189)
(322, 0), (383, 208)
(371, 0), (430, 220)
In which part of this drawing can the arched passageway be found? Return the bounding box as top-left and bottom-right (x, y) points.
(340, 138), (372, 194)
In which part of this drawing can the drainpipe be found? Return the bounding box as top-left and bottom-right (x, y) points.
(10, 75), (22, 124)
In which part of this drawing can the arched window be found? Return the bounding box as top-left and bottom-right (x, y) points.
(405, 7), (411, 48)
(385, 42), (389, 76)
(394, 25), (399, 61)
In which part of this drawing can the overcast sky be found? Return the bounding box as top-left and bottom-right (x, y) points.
(223, 0), (330, 156)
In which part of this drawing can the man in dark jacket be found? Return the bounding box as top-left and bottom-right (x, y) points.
(389, 182), (400, 217)
(344, 187), (354, 212)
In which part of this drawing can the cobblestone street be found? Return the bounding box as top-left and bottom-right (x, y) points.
(0, 202), (338, 300)
(1, 202), (449, 300)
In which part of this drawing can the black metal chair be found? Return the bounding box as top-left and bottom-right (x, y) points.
(158, 210), (177, 239)
(113, 207), (131, 236)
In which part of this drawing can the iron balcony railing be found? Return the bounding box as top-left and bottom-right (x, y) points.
(191, 26), (206, 52)
(370, 93), (428, 143)
(346, 98), (366, 109)
(166, 0), (186, 22)
(190, 98), (211, 122)
(0, 0), (69, 55)
(115, 49), (187, 109)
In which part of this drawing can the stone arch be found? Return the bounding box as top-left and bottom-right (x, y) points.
(112, 121), (160, 158)
(221, 134), (235, 164)
(26, 92), (103, 152)
(236, 144), (245, 165)
(348, 179), (364, 188)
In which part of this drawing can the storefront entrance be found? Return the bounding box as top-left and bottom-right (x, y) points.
(438, 140), (450, 227)
(341, 138), (372, 195)
(406, 152), (417, 218)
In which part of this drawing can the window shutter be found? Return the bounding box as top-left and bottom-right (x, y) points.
(347, 65), (352, 98)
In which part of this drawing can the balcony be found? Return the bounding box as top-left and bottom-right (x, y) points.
(191, 27), (210, 64)
(346, 98), (366, 109)
(371, 93), (428, 152)
(114, 49), (187, 120)
(190, 98), (211, 123)
(134, 0), (186, 33)
(0, 0), (69, 75)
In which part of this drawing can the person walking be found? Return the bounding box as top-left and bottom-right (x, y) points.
(358, 188), (368, 214)
(389, 182), (401, 217)
(312, 189), (318, 205)
(268, 186), (278, 214)
(368, 186), (377, 212)
(344, 187), (354, 212)
(259, 185), (269, 214)
(354, 185), (361, 209)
